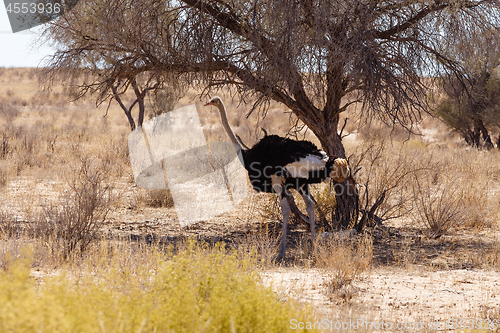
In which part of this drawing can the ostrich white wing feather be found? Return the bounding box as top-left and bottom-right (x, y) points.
(319, 150), (328, 162)
(284, 154), (327, 179)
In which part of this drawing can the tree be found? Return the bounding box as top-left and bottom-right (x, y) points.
(41, 0), (179, 130)
(42, 0), (500, 229)
(436, 30), (500, 148)
(437, 71), (500, 148)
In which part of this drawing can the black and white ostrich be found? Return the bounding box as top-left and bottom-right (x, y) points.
(204, 96), (350, 259)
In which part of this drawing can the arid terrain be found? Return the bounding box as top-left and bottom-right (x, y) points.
(1, 68), (500, 331)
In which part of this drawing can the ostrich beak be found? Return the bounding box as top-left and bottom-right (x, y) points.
(204, 102), (212, 106)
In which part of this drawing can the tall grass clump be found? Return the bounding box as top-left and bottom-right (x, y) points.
(315, 235), (372, 302)
(0, 242), (311, 333)
(144, 188), (175, 208)
(341, 140), (435, 228)
(237, 224), (280, 268)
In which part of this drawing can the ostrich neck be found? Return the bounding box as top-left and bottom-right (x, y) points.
(217, 103), (242, 150)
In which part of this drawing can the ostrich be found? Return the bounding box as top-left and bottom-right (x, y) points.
(204, 96), (350, 259)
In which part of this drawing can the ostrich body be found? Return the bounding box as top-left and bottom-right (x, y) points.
(205, 96), (350, 259)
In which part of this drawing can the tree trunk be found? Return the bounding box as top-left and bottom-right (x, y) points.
(464, 119), (493, 149)
(132, 79), (146, 128)
(315, 115), (359, 231)
(477, 118), (493, 149)
(112, 85), (136, 131)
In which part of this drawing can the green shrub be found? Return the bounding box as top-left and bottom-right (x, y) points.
(0, 242), (311, 332)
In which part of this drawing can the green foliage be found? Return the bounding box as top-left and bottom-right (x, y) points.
(0, 242), (310, 333)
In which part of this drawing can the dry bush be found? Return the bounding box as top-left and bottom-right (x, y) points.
(415, 147), (500, 233)
(439, 149), (499, 230)
(144, 188), (175, 208)
(0, 213), (63, 269)
(409, 149), (499, 236)
(0, 211), (19, 239)
(459, 179), (493, 230)
(0, 103), (20, 121)
(0, 124), (59, 174)
(315, 234), (372, 302)
(30, 157), (113, 260)
(411, 176), (467, 237)
(349, 140), (435, 226)
(127, 189), (147, 211)
(0, 101), (131, 181)
(346, 137), (500, 234)
(126, 188), (175, 210)
(90, 133), (131, 180)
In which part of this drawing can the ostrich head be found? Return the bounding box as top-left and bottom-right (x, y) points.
(330, 158), (350, 183)
(204, 96), (223, 108)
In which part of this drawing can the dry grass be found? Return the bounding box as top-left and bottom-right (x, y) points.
(315, 234), (372, 303)
(143, 188), (175, 208)
(344, 137), (500, 235)
(0, 68), (130, 267)
(0, 67), (498, 243)
(0, 156), (114, 263)
(411, 176), (468, 237)
(236, 223), (280, 268)
(38, 156), (113, 260)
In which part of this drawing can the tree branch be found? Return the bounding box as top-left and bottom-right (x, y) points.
(374, 2), (449, 39)
(180, 0), (321, 124)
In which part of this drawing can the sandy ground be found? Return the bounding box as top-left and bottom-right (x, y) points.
(263, 267), (500, 328)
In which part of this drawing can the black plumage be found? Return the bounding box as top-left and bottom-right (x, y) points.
(241, 134), (333, 193)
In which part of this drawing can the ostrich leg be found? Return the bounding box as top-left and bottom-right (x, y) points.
(277, 194), (291, 260)
(300, 187), (316, 251)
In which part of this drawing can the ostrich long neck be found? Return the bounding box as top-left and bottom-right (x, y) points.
(217, 102), (242, 151)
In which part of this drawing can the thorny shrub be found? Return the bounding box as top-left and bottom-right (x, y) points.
(33, 157), (113, 260)
(411, 175), (468, 238)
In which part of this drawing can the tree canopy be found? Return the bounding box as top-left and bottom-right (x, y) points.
(43, 0), (500, 151)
